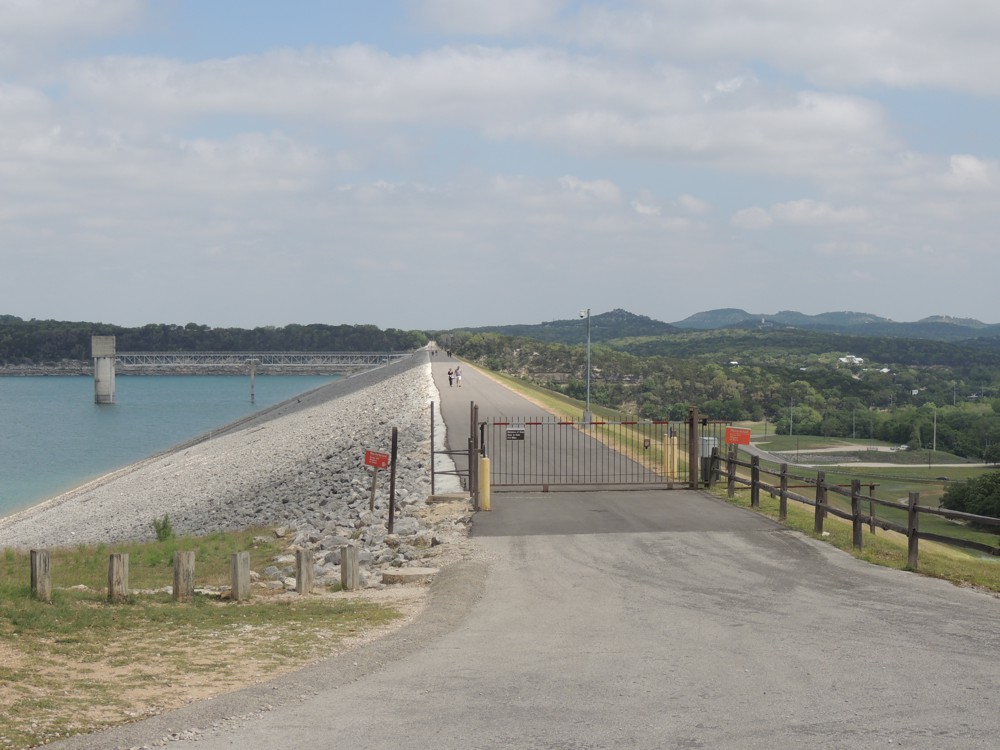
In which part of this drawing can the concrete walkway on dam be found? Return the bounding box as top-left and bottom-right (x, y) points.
(49, 355), (1000, 750)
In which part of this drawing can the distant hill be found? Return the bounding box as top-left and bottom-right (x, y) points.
(452, 307), (1000, 345)
(457, 308), (678, 344)
(671, 309), (1000, 341)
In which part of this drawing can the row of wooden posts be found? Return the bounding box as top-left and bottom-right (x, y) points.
(709, 450), (1000, 569)
(28, 545), (363, 603)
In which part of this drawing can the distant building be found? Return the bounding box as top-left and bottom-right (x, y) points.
(839, 355), (864, 365)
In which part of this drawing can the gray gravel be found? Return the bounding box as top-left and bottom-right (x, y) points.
(0, 353), (465, 582)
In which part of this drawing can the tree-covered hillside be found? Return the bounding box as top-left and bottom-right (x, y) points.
(458, 307), (1000, 343)
(0, 318), (428, 365)
(451, 308), (677, 344)
(449, 329), (1000, 462)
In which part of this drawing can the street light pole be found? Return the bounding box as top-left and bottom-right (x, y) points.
(580, 308), (591, 424)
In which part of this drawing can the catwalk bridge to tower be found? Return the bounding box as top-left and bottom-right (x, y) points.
(90, 335), (412, 404)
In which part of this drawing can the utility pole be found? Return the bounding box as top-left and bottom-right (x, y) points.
(580, 308), (592, 424)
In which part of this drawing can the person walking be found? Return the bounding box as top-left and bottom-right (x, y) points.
(447, 368), (454, 387)
(455, 366), (462, 387)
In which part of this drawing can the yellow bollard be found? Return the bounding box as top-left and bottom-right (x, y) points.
(479, 456), (491, 511)
(662, 434), (678, 480)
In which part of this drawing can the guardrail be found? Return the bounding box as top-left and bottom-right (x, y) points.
(710, 451), (1000, 568)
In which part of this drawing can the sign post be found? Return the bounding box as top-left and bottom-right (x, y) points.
(365, 449), (390, 511)
(388, 428), (398, 535)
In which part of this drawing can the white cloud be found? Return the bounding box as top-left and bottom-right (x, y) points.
(558, 175), (622, 203)
(731, 200), (867, 229)
(770, 199), (868, 225)
(563, 1), (1000, 95)
(412, 0), (570, 35)
(677, 194), (710, 214)
(54, 46), (898, 184)
(0, 0), (143, 71)
(816, 241), (879, 258)
(731, 207), (773, 229)
(944, 154), (996, 191)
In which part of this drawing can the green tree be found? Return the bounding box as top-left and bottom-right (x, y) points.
(940, 471), (1000, 518)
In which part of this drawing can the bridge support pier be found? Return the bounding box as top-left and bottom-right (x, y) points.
(92, 335), (116, 404)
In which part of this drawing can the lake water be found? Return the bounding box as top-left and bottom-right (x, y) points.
(0, 374), (338, 519)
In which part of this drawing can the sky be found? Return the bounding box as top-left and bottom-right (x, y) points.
(1, 0), (998, 331)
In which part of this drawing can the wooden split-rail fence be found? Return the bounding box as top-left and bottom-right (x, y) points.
(709, 450), (1000, 569)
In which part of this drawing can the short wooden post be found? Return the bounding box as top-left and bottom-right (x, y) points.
(707, 447), (720, 487)
(726, 451), (736, 498)
(173, 551), (196, 602)
(108, 553), (129, 603)
(341, 545), (360, 591)
(907, 492), (920, 570)
(779, 463), (788, 521)
(230, 551), (251, 601)
(851, 479), (863, 550)
(295, 548), (314, 594)
(814, 471), (826, 534)
(750, 455), (760, 508)
(30, 550), (52, 603)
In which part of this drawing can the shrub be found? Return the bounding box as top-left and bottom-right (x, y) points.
(941, 471), (1000, 519)
(152, 514), (174, 542)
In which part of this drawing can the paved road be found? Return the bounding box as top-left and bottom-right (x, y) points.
(50, 358), (1000, 749)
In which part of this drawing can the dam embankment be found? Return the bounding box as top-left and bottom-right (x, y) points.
(0, 352), (466, 585)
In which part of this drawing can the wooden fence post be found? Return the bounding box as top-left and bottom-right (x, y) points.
(30, 550), (52, 603)
(341, 545), (360, 591)
(173, 551), (196, 602)
(726, 450), (736, 498)
(296, 548), (314, 594)
(108, 553), (129, 603)
(868, 483), (877, 535)
(851, 479), (863, 550)
(814, 471), (826, 534)
(779, 464), (788, 521)
(907, 492), (920, 570)
(750, 455), (760, 508)
(230, 551), (251, 601)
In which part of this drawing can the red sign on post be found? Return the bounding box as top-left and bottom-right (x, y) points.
(365, 450), (390, 469)
(725, 427), (752, 445)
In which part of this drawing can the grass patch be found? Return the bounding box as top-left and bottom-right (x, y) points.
(0, 528), (403, 749)
(717, 486), (1000, 593)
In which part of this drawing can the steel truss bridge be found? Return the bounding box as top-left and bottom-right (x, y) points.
(114, 351), (412, 371)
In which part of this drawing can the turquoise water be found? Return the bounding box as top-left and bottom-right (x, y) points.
(0, 375), (337, 518)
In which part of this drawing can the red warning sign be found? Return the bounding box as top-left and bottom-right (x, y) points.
(364, 450), (390, 469)
(725, 427), (752, 445)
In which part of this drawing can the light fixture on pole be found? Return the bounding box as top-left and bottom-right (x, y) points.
(579, 308), (591, 424)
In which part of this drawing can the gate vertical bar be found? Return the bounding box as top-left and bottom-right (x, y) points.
(688, 407), (699, 490)
(469, 401), (478, 509)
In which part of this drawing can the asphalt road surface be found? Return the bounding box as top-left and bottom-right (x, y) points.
(49, 357), (1000, 749)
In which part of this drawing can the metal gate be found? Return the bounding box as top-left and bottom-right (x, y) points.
(482, 415), (727, 491)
